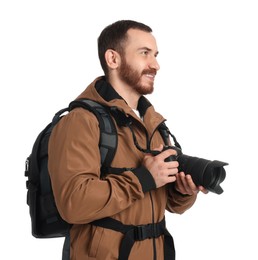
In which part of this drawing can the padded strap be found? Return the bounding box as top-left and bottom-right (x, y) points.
(69, 99), (118, 173)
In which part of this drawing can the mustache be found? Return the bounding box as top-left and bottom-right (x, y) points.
(142, 69), (157, 76)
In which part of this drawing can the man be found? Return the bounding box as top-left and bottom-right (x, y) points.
(48, 20), (207, 260)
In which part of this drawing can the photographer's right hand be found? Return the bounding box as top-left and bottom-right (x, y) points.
(142, 145), (179, 188)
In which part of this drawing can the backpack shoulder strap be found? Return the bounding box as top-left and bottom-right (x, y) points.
(69, 99), (118, 173)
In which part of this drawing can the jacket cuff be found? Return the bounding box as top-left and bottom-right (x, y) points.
(132, 166), (156, 193)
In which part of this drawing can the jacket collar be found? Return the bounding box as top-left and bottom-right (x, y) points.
(76, 77), (166, 134)
(95, 77), (152, 118)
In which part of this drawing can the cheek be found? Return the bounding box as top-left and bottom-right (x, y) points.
(128, 56), (145, 71)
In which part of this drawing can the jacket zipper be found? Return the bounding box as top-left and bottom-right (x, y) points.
(149, 191), (157, 260)
(148, 120), (167, 260)
(141, 122), (157, 260)
(131, 117), (165, 260)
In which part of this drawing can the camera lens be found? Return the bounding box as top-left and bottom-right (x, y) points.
(177, 155), (227, 194)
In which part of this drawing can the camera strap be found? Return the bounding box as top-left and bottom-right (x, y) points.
(110, 106), (181, 155)
(158, 122), (182, 150)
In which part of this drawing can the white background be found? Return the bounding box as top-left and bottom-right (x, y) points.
(1, 0), (257, 259)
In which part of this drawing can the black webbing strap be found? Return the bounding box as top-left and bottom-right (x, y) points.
(91, 217), (175, 260)
(69, 99), (118, 174)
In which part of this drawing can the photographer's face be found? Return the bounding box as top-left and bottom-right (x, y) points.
(118, 29), (160, 95)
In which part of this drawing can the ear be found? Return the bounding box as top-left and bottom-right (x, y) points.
(105, 49), (121, 69)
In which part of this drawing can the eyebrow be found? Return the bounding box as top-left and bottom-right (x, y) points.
(139, 47), (159, 56)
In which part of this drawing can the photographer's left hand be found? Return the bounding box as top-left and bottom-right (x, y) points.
(174, 172), (209, 195)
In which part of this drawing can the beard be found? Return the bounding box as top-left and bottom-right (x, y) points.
(118, 57), (155, 95)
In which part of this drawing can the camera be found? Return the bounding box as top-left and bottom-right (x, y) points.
(162, 146), (227, 194)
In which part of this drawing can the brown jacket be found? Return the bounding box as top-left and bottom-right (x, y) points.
(48, 77), (197, 260)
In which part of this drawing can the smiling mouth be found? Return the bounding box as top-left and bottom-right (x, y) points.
(144, 73), (155, 81)
(142, 68), (156, 79)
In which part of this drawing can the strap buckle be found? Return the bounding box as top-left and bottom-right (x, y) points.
(134, 225), (148, 241)
(134, 223), (161, 241)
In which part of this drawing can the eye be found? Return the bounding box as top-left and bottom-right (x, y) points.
(142, 50), (149, 56)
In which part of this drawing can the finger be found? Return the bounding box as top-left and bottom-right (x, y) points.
(158, 148), (177, 162)
(178, 173), (198, 195)
(168, 167), (179, 176)
(198, 186), (209, 194)
(180, 173), (193, 193)
(167, 175), (177, 183)
(185, 174), (199, 192)
(167, 161), (179, 170)
(174, 173), (185, 192)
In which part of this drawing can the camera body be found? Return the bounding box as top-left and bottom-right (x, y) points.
(161, 145), (227, 194)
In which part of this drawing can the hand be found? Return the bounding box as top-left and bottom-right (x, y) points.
(142, 145), (179, 188)
(174, 172), (209, 195)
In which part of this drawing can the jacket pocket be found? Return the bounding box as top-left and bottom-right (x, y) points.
(88, 226), (104, 257)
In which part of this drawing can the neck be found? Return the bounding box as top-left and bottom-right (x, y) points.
(108, 77), (140, 110)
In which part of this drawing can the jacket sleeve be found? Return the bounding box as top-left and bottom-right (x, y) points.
(48, 108), (154, 224)
(166, 184), (197, 214)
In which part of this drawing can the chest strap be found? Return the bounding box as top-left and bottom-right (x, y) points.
(91, 217), (175, 260)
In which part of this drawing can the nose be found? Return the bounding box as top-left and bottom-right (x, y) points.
(149, 57), (160, 71)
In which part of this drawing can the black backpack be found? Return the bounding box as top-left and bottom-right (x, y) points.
(25, 99), (117, 238)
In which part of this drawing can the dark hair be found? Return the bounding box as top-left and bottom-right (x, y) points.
(98, 20), (152, 75)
